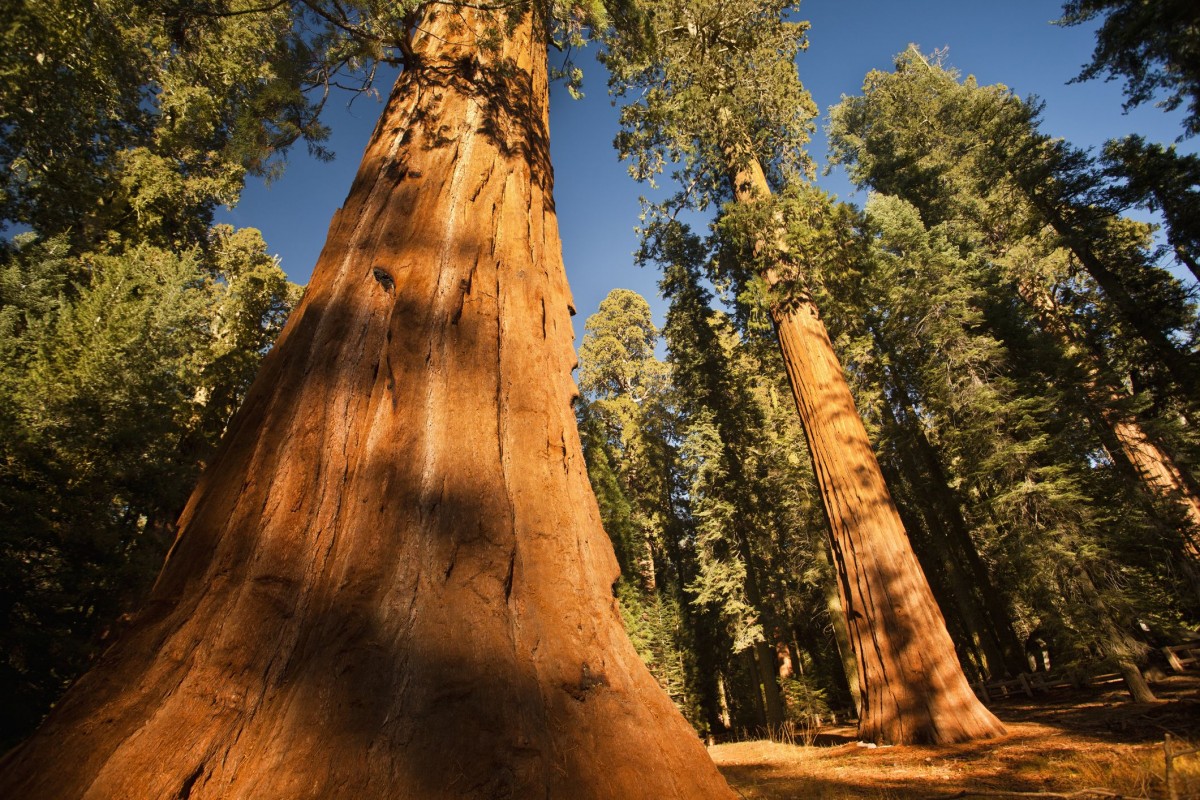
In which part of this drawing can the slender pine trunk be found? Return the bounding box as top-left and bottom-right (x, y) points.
(1031, 198), (1200, 399)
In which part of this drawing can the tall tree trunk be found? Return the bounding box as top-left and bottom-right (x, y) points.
(0, 9), (734, 799)
(1014, 277), (1200, 559)
(728, 159), (1004, 744)
(873, 367), (1027, 677)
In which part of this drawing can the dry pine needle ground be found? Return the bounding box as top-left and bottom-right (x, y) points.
(709, 675), (1200, 799)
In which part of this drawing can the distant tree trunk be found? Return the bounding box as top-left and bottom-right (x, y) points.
(727, 158), (1005, 744)
(814, 535), (861, 713)
(1116, 659), (1159, 704)
(1103, 399), (1200, 558)
(1015, 277), (1200, 559)
(0, 8), (735, 799)
(1029, 197), (1200, 399)
(734, 526), (787, 729)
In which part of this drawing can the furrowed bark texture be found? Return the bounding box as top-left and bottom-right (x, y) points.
(0, 9), (734, 799)
(731, 158), (1005, 745)
(771, 297), (1006, 744)
(1105, 402), (1200, 558)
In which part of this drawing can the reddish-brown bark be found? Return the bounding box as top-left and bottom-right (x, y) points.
(0, 8), (735, 799)
(730, 158), (1006, 745)
(1104, 400), (1200, 558)
(771, 295), (1007, 744)
(1015, 277), (1200, 559)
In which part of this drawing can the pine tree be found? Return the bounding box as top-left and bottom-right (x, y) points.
(1101, 135), (1200, 282)
(0, 228), (297, 747)
(829, 47), (1200, 562)
(1059, 0), (1200, 137)
(577, 290), (709, 732)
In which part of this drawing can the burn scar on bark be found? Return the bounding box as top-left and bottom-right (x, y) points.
(564, 662), (608, 702)
(503, 548), (516, 602)
(451, 262), (477, 325)
(175, 762), (205, 799)
(371, 266), (395, 293)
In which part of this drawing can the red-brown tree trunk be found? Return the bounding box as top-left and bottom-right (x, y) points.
(1104, 400), (1200, 558)
(772, 297), (1006, 744)
(1014, 277), (1200, 559)
(729, 158), (1005, 745)
(0, 8), (735, 799)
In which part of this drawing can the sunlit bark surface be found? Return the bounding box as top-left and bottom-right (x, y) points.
(0, 8), (735, 798)
(1106, 403), (1200, 558)
(771, 296), (1007, 744)
(731, 158), (1005, 745)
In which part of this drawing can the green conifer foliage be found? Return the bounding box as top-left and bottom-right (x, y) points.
(829, 47), (1200, 407)
(577, 290), (709, 730)
(814, 186), (1199, 694)
(1059, 0), (1200, 137)
(654, 227), (845, 731)
(1101, 135), (1200, 281)
(0, 229), (296, 746)
(1, 0), (330, 247)
(607, 4), (1005, 744)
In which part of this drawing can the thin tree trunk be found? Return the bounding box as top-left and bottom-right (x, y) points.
(727, 158), (1004, 744)
(752, 639), (786, 729)
(873, 366), (1027, 677)
(1015, 277), (1200, 558)
(734, 526), (787, 728)
(814, 534), (861, 714)
(873, 413), (1002, 679)
(0, 9), (734, 799)
(1031, 198), (1200, 398)
(1116, 659), (1159, 703)
(1171, 244), (1200, 284)
(872, 449), (989, 678)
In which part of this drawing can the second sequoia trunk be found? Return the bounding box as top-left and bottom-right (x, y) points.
(772, 295), (1006, 744)
(0, 8), (735, 799)
(731, 158), (1005, 745)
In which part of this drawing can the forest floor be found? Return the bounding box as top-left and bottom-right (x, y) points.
(709, 674), (1200, 799)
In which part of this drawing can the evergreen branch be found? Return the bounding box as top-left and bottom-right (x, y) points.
(186, 0), (291, 18)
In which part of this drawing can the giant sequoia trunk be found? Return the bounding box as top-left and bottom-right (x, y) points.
(0, 9), (735, 799)
(730, 158), (1005, 745)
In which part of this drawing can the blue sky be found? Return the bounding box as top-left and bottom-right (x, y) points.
(217, 0), (1197, 335)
